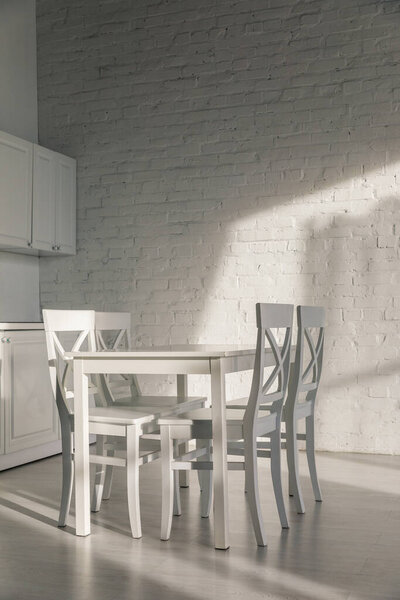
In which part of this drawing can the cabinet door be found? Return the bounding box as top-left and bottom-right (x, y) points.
(4, 330), (59, 454)
(32, 145), (56, 252)
(0, 333), (4, 455)
(0, 131), (32, 249)
(55, 154), (76, 255)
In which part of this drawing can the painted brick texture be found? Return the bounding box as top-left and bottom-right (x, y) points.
(37, 0), (400, 454)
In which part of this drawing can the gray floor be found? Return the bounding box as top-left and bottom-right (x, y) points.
(0, 451), (399, 600)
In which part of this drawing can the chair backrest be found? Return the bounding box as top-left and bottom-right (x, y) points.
(43, 309), (96, 423)
(286, 305), (325, 412)
(94, 311), (141, 402)
(95, 311), (132, 350)
(244, 303), (294, 434)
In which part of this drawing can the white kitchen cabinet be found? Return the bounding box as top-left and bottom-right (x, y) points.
(32, 144), (76, 255)
(0, 327), (60, 468)
(0, 129), (76, 256)
(0, 130), (33, 250)
(0, 346), (4, 455)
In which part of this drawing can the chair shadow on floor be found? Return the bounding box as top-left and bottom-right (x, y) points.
(0, 486), (136, 538)
(0, 492), (67, 532)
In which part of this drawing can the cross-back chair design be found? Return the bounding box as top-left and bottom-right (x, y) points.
(158, 303), (293, 547)
(95, 311), (205, 412)
(43, 309), (169, 538)
(95, 311), (141, 404)
(283, 305), (325, 514)
(44, 309), (96, 528)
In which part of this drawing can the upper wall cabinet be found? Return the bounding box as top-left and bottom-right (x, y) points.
(32, 145), (76, 254)
(0, 131), (33, 250)
(0, 130), (76, 256)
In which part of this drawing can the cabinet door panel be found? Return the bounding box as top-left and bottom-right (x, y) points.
(0, 334), (4, 455)
(4, 331), (58, 454)
(55, 154), (76, 254)
(32, 145), (56, 251)
(0, 131), (32, 248)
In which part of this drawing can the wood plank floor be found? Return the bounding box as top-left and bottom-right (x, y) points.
(0, 451), (399, 600)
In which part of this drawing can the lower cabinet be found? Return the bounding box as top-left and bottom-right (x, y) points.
(0, 329), (61, 470)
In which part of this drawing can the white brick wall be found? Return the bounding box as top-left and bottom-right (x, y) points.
(37, 0), (400, 454)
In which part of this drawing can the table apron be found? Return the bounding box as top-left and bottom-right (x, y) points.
(77, 357), (213, 376)
(222, 352), (275, 373)
(75, 350), (283, 377)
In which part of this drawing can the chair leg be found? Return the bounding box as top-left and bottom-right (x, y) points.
(196, 439), (212, 518)
(286, 417), (305, 514)
(270, 430), (289, 529)
(91, 435), (106, 513)
(176, 375), (190, 488)
(58, 429), (74, 528)
(161, 426), (174, 541)
(173, 440), (182, 516)
(306, 414), (322, 502)
(102, 442), (115, 501)
(179, 442), (190, 488)
(102, 463), (114, 501)
(126, 425), (142, 538)
(244, 437), (267, 547)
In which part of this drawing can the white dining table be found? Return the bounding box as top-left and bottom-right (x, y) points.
(67, 344), (279, 550)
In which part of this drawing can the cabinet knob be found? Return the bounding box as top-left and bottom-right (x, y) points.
(1, 337), (11, 343)
(56, 245), (61, 251)
(27, 241), (32, 247)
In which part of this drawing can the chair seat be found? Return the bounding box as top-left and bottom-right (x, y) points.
(158, 408), (278, 439)
(89, 396), (206, 426)
(117, 395), (206, 414)
(226, 397), (248, 409)
(90, 436), (160, 457)
(89, 406), (159, 426)
(117, 395), (196, 407)
(227, 398), (274, 411)
(283, 400), (313, 421)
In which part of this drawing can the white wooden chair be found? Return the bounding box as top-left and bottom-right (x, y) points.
(229, 305), (326, 514)
(43, 309), (205, 537)
(92, 311), (207, 507)
(282, 305), (325, 514)
(158, 303), (293, 547)
(95, 311), (205, 413)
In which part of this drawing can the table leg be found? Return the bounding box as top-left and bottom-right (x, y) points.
(73, 359), (91, 536)
(177, 374), (190, 488)
(210, 358), (230, 550)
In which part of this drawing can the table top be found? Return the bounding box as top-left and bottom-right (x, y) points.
(66, 344), (257, 360)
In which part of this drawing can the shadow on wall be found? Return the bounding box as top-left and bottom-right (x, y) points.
(36, 0), (400, 452)
(304, 195), (400, 385)
(302, 195), (400, 453)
